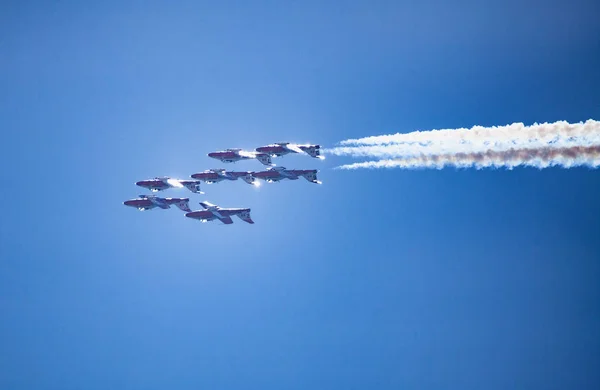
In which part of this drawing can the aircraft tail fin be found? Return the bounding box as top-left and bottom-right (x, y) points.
(241, 173), (256, 185)
(300, 145), (323, 159)
(236, 209), (254, 224)
(255, 153), (273, 166)
(173, 199), (192, 212)
(302, 170), (321, 184)
(180, 181), (202, 194)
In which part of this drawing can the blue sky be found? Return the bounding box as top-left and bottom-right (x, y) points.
(1, 0), (599, 388)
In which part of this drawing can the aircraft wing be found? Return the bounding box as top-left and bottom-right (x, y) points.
(287, 144), (304, 154)
(217, 215), (234, 224)
(185, 210), (215, 222)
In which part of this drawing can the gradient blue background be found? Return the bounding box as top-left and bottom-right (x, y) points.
(2, 1), (600, 388)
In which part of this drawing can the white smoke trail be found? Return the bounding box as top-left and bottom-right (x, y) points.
(337, 120), (600, 147)
(326, 120), (600, 170)
(336, 146), (600, 170)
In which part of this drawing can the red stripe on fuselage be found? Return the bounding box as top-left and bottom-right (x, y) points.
(124, 199), (152, 207)
(209, 151), (237, 158)
(229, 171), (252, 178)
(137, 180), (169, 189)
(253, 171), (280, 178)
(256, 146), (284, 154)
(192, 172), (219, 180)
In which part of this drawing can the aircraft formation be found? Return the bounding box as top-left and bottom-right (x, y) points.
(124, 142), (323, 225)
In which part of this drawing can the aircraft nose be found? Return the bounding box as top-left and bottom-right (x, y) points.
(123, 200), (134, 206)
(208, 152), (216, 158)
(135, 181), (144, 186)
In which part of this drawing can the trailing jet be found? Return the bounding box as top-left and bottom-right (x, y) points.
(136, 177), (203, 193)
(255, 142), (324, 159)
(191, 169), (257, 186)
(208, 148), (272, 166)
(252, 166), (321, 184)
(123, 195), (192, 212)
(185, 201), (254, 225)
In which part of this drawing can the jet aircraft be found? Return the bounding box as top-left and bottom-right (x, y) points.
(252, 166), (321, 184)
(136, 177), (203, 193)
(207, 148), (272, 166)
(255, 142), (324, 159)
(185, 201), (254, 225)
(191, 169), (257, 185)
(123, 195), (192, 212)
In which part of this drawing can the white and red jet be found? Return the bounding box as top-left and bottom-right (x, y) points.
(252, 166), (321, 184)
(123, 195), (192, 212)
(255, 142), (324, 159)
(136, 177), (203, 193)
(191, 169), (257, 186)
(185, 201), (254, 225)
(207, 148), (272, 166)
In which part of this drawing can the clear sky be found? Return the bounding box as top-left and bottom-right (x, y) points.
(1, 1), (599, 388)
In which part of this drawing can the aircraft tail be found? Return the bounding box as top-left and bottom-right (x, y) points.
(236, 209), (254, 224)
(241, 173), (257, 185)
(302, 170), (321, 184)
(182, 181), (203, 194)
(255, 153), (273, 166)
(172, 199), (192, 212)
(300, 145), (322, 158)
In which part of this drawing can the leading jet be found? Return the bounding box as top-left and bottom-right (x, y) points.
(255, 142), (324, 159)
(136, 177), (203, 194)
(207, 148), (273, 166)
(185, 201), (254, 225)
(123, 195), (192, 212)
(252, 166), (321, 184)
(191, 169), (258, 186)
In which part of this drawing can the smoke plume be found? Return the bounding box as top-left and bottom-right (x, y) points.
(326, 120), (600, 170)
